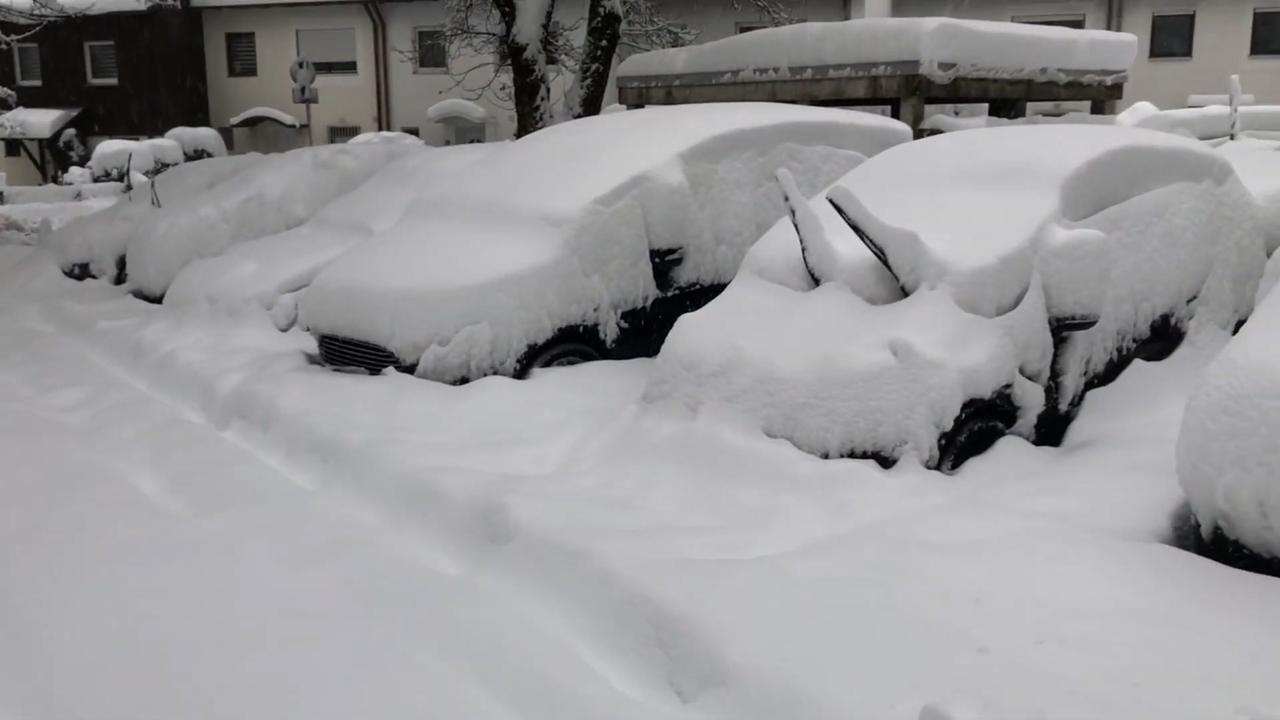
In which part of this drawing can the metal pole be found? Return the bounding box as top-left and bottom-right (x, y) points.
(305, 103), (314, 146)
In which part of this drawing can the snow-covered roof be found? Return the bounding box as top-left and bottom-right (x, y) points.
(618, 18), (1137, 88)
(0, 0), (154, 17)
(827, 125), (1232, 317)
(229, 107), (301, 128)
(426, 98), (490, 124)
(0, 107), (80, 140)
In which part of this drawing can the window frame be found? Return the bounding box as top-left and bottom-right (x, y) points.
(296, 28), (359, 76)
(414, 26), (447, 72)
(83, 40), (119, 86)
(225, 31), (258, 77)
(1251, 8), (1280, 57)
(13, 42), (41, 87)
(1148, 11), (1195, 59)
(1011, 13), (1087, 29)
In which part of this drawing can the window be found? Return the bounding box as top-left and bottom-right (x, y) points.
(4, 140), (20, 158)
(84, 41), (118, 85)
(13, 43), (40, 86)
(328, 125), (361, 143)
(297, 28), (357, 75)
(1012, 14), (1086, 29)
(736, 22), (769, 34)
(1252, 9), (1280, 56)
(226, 32), (257, 77)
(400, 126), (420, 137)
(415, 28), (446, 71)
(1149, 12), (1194, 58)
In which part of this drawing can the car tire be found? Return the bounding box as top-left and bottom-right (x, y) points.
(516, 333), (605, 378)
(936, 394), (1018, 474)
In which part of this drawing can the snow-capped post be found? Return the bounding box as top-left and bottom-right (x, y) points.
(289, 56), (319, 145)
(1229, 74), (1243, 141)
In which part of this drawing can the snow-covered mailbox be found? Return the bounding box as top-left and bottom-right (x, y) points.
(617, 18), (1137, 133)
(427, 98), (490, 145)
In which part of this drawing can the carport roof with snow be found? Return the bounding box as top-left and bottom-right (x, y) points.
(617, 17), (1137, 130)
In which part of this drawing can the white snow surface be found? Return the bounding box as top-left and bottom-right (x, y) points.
(1178, 285), (1280, 559)
(920, 112), (1113, 133)
(88, 139), (157, 179)
(301, 103), (910, 381)
(348, 130), (426, 145)
(617, 18), (1136, 86)
(128, 143), (404, 299)
(229, 107), (301, 128)
(164, 126), (229, 159)
(45, 154), (266, 278)
(7, 242), (1280, 719)
(426, 98), (491, 124)
(165, 144), (498, 313)
(828, 125), (1266, 405)
(1118, 102), (1280, 140)
(1218, 138), (1280, 254)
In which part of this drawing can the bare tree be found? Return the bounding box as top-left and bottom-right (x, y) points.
(0, 0), (83, 110)
(414, 0), (794, 137)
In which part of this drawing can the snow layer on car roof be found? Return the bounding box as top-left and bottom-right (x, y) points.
(827, 125), (1235, 317)
(618, 17), (1136, 86)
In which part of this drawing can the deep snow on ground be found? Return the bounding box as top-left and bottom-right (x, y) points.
(4, 243), (1280, 719)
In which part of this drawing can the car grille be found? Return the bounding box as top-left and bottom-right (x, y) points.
(316, 334), (406, 374)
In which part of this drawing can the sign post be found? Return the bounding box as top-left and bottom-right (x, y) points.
(289, 57), (319, 146)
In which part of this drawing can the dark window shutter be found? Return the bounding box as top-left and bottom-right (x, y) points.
(226, 32), (258, 77)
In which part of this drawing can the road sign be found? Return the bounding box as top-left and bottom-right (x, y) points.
(292, 84), (320, 105)
(289, 57), (317, 88)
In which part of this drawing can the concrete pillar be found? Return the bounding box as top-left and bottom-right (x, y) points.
(1091, 99), (1117, 115)
(896, 95), (925, 134)
(865, 0), (893, 18)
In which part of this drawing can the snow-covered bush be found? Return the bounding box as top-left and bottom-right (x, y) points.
(163, 126), (228, 161)
(1178, 283), (1280, 569)
(60, 166), (93, 186)
(88, 139), (157, 182)
(140, 138), (185, 173)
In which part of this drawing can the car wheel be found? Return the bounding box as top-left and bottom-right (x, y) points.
(936, 394), (1018, 474)
(516, 334), (604, 378)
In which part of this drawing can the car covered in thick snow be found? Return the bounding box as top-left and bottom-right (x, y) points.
(301, 103), (911, 381)
(646, 125), (1269, 471)
(1176, 268), (1280, 576)
(125, 142), (407, 301)
(164, 143), (499, 327)
(47, 153), (266, 283)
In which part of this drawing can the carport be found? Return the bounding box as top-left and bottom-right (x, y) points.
(0, 107), (83, 183)
(616, 18), (1135, 133)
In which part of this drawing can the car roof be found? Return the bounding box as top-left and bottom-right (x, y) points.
(827, 124), (1234, 316)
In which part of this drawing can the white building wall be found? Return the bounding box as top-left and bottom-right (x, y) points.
(890, 0), (1109, 29)
(1121, 0), (1280, 108)
(201, 3), (379, 152)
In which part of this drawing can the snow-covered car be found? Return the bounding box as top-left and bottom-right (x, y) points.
(646, 125), (1268, 471)
(164, 143), (499, 327)
(1176, 268), (1280, 576)
(47, 153), (266, 283)
(301, 102), (911, 381)
(126, 143), (407, 301)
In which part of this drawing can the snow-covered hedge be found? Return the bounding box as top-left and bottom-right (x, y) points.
(164, 127), (228, 161)
(140, 138), (185, 172)
(87, 140), (157, 182)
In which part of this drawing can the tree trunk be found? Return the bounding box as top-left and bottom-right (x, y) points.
(573, 0), (622, 118)
(495, 0), (554, 137)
